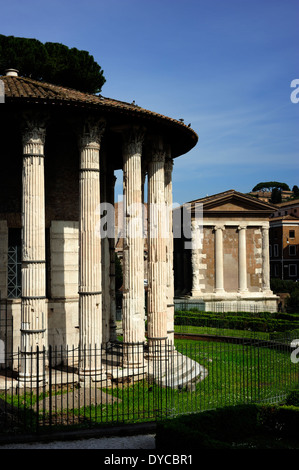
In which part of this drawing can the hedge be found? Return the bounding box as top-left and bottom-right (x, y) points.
(174, 310), (299, 333)
(156, 402), (299, 450)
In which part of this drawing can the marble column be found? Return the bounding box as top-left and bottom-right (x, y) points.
(78, 119), (105, 379)
(109, 174), (117, 342)
(100, 152), (110, 345)
(238, 225), (248, 293)
(164, 156), (174, 345)
(122, 128), (146, 365)
(261, 224), (271, 293)
(147, 142), (168, 355)
(20, 117), (47, 383)
(214, 225), (225, 293)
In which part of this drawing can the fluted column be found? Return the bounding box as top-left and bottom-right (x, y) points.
(238, 225), (248, 293)
(164, 156), (174, 345)
(261, 224), (271, 293)
(109, 174), (117, 342)
(214, 225), (225, 293)
(20, 117), (47, 383)
(100, 152), (110, 345)
(122, 128), (146, 365)
(147, 142), (168, 354)
(79, 119), (105, 379)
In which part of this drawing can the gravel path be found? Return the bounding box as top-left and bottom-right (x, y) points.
(0, 434), (156, 449)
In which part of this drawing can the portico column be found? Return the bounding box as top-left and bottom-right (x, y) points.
(147, 142), (168, 354)
(78, 119), (105, 379)
(164, 156), (174, 345)
(261, 224), (271, 293)
(238, 225), (248, 293)
(20, 117), (47, 383)
(122, 128), (146, 365)
(214, 225), (225, 293)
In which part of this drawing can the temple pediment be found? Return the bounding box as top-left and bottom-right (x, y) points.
(188, 190), (276, 215)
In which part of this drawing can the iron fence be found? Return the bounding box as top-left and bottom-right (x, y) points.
(0, 335), (298, 435)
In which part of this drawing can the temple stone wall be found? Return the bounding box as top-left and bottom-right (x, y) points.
(223, 227), (239, 292)
(48, 221), (80, 350)
(49, 221), (79, 299)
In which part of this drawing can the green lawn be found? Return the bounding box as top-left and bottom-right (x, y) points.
(1, 336), (298, 432)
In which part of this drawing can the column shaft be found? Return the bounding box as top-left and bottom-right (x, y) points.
(238, 225), (248, 292)
(164, 157), (174, 344)
(109, 175), (117, 342)
(20, 118), (47, 383)
(147, 146), (167, 352)
(122, 129), (145, 364)
(79, 120), (105, 378)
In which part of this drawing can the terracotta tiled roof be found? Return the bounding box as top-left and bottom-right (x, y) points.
(270, 214), (299, 222)
(1, 75), (198, 137)
(275, 198), (299, 208)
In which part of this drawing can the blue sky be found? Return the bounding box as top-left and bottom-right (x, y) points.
(1, 0), (298, 205)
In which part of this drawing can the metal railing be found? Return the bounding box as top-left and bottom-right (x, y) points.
(0, 335), (298, 435)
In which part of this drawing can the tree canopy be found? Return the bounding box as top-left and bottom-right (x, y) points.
(252, 182), (291, 192)
(292, 185), (299, 197)
(0, 35), (106, 94)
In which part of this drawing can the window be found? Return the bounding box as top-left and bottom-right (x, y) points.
(7, 229), (22, 298)
(289, 230), (295, 239)
(269, 245), (272, 257)
(274, 244), (279, 257)
(289, 245), (296, 256)
(289, 264), (297, 277)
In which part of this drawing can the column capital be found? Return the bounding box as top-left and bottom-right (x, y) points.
(122, 126), (146, 156)
(238, 224), (247, 231)
(164, 158), (174, 173)
(151, 149), (166, 163)
(22, 116), (47, 149)
(214, 224), (225, 231)
(79, 118), (106, 150)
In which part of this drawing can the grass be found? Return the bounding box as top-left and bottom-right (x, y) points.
(175, 323), (271, 339)
(1, 336), (298, 433)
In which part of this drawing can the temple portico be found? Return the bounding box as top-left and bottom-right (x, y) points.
(174, 191), (278, 312)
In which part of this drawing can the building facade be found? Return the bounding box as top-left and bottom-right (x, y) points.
(269, 199), (299, 280)
(174, 190), (278, 312)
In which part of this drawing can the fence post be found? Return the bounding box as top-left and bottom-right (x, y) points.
(36, 346), (39, 433)
(49, 344), (52, 427)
